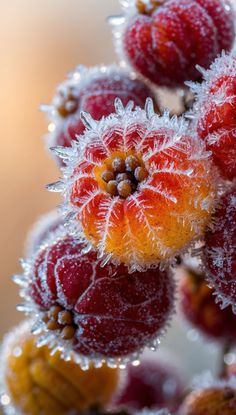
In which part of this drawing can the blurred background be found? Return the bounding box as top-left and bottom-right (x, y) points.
(0, 0), (221, 385)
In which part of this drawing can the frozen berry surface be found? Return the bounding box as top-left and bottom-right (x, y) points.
(44, 65), (158, 166)
(16, 228), (174, 365)
(179, 267), (236, 342)
(202, 183), (236, 313)
(112, 0), (235, 88)
(114, 356), (184, 412)
(53, 100), (216, 271)
(190, 53), (236, 181)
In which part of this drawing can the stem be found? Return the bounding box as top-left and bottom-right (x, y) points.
(219, 340), (232, 378)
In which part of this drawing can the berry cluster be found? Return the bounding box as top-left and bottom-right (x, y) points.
(2, 0), (236, 414)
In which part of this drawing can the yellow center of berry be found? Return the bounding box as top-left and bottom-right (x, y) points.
(56, 87), (79, 118)
(100, 155), (149, 199)
(43, 305), (76, 340)
(136, 0), (164, 15)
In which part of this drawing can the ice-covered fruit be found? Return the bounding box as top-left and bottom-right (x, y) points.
(51, 99), (216, 270)
(179, 267), (236, 342)
(0, 321), (119, 415)
(25, 210), (63, 257)
(190, 52), (236, 181)
(112, 0), (235, 88)
(15, 228), (174, 365)
(44, 65), (158, 166)
(181, 380), (236, 415)
(202, 183), (236, 313)
(114, 356), (184, 412)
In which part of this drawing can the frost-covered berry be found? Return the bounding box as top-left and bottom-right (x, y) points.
(110, 0), (235, 88)
(49, 99), (216, 271)
(25, 210), (63, 257)
(114, 356), (184, 412)
(179, 267), (236, 342)
(190, 53), (236, 181)
(14, 228), (175, 367)
(202, 184), (236, 313)
(0, 321), (119, 415)
(43, 65), (158, 166)
(181, 376), (236, 415)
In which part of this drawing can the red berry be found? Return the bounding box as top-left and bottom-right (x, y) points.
(202, 184), (236, 313)
(46, 65), (158, 166)
(115, 0), (234, 87)
(191, 53), (236, 180)
(21, 229), (174, 361)
(25, 210), (63, 257)
(114, 357), (184, 412)
(179, 267), (236, 342)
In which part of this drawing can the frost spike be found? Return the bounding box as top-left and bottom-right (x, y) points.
(145, 98), (155, 120)
(50, 146), (74, 159)
(125, 100), (134, 112)
(12, 274), (28, 287)
(107, 14), (126, 26)
(46, 181), (65, 192)
(80, 111), (97, 130)
(114, 98), (125, 116)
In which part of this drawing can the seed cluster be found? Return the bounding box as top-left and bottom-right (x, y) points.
(56, 86), (79, 118)
(136, 0), (163, 15)
(43, 305), (76, 340)
(102, 155), (149, 198)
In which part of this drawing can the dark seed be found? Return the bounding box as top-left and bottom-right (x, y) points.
(125, 155), (140, 172)
(49, 305), (63, 321)
(47, 320), (61, 331)
(61, 326), (76, 340)
(117, 180), (132, 198)
(107, 180), (118, 196)
(112, 157), (126, 173)
(58, 310), (74, 326)
(102, 170), (115, 183)
(134, 166), (149, 182)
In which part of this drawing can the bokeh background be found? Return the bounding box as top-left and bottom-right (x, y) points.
(0, 0), (223, 386)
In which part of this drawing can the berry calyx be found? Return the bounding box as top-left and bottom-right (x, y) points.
(136, 0), (163, 15)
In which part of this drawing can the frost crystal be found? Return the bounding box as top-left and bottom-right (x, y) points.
(52, 99), (217, 271)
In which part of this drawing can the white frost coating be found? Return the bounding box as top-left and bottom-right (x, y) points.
(191, 370), (236, 392)
(24, 209), (63, 257)
(41, 63), (153, 162)
(50, 98), (216, 272)
(13, 225), (176, 370)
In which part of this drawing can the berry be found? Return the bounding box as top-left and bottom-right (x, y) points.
(53, 99), (216, 271)
(112, 0), (235, 88)
(25, 210), (63, 257)
(181, 383), (236, 415)
(0, 321), (119, 415)
(16, 228), (175, 365)
(44, 65), (158, 166)
(179, 267), (236, 342)
(190, 53), (236, 180)
(114, 356), (184, 412)
(202, 184), (236, 313)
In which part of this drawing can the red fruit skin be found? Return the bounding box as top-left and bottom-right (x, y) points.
(114, 358), (184, 412)
(123, 0), (234, 87)
(179, 268), (236, 342)
(50, 72), (158, 163)
(202, 184), (236, 311)
(197, 74), (236, 181)
(28, 234), (174, 358)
